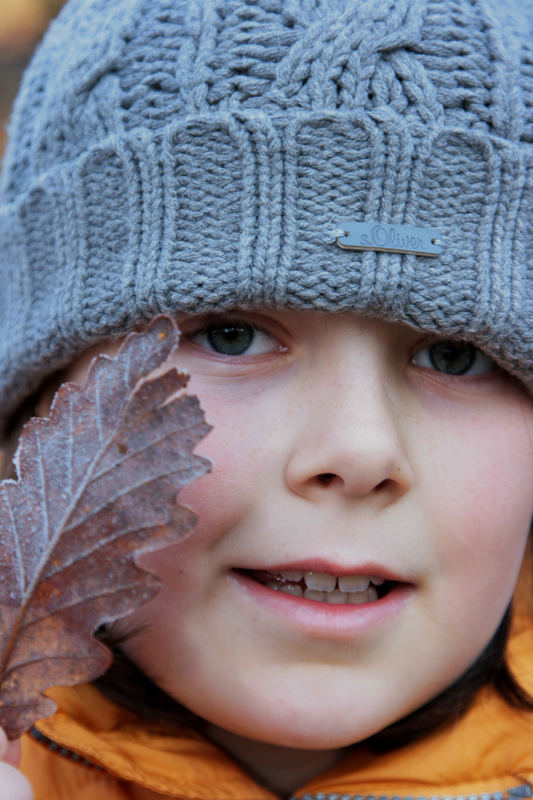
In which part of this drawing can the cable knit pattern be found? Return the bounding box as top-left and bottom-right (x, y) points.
(0, 0), (532, 419)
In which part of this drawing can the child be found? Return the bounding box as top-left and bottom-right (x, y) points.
(0, 0), (532, 798)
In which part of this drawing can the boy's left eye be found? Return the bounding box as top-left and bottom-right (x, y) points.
(412, 341), (495, 376)
(190, 321), (278, 356)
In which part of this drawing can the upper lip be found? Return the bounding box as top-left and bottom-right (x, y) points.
(235, 560), (409, 583)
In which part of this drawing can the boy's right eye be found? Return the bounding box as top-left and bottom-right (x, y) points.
(189, 321), (278, 357)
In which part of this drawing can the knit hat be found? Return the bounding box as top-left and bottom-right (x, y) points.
(0, 0), (532, 420)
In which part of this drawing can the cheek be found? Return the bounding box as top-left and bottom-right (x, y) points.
(176, 424), (255, 544)
(177, 380), (286, 538)
(137, 389), (279, 580)
(419, 400), (533, 626)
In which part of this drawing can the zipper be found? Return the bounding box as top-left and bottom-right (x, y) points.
(29, 726), (103, 770)
(290, 785), (533, 800)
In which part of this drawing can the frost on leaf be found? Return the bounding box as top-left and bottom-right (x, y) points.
(0, 316), (211, 739)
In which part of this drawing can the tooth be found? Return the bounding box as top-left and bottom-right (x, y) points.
(326, 590), (348, 604)
(279, 584), (303, 597)
(267, 581), (282, 591)
(370, 576), (384, 586)
(304, 589), (327, 602)
(348, 591), (368, 604)
(348, 587), (379, 604)
(280, 570), (304, 581)
(304, 571), (337, 592)
(338, 575), (370, 593)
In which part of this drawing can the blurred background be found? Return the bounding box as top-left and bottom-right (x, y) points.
(0, 0), (66, 160)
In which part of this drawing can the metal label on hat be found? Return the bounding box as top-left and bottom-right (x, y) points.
(336, 221), (443, 257)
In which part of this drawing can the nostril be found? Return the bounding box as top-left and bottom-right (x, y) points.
(317, 473), (336, 486)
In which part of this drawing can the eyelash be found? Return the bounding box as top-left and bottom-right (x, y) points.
(187, 320), (280, 357)
(411, 340), (495, 378)
(184, 318), (496, 379)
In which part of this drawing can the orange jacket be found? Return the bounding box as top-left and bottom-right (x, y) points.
(19, 611), (533, 800)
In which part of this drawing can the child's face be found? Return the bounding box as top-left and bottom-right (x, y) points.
(61, 311), (533, 749)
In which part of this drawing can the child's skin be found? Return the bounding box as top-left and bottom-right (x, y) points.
(0, 729), (32, 800)
(1, 310), (533, 799)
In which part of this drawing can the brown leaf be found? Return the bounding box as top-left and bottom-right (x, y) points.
(0, 316), (211, 739)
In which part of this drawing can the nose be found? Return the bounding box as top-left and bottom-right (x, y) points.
(284, 371), (413, 504)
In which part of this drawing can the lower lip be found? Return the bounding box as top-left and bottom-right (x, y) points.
(231, 571), (414, 638)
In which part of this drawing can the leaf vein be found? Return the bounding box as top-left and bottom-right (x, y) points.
(35, 431), (50, 546)
(91, 421), (195, 482)
(45, 520), (167, 580)
(20, 583), (148, 629)
(95, 374), (103, 447)
(62, 465), (186, 535)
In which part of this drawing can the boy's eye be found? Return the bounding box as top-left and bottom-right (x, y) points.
(191, 322), (277, 356)
(412, 341), (495, 376)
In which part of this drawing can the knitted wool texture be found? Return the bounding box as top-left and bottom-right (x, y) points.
(0, 0), (532, 418)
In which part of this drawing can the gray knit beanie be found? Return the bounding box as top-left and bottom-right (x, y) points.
(0, 0), (532, 420)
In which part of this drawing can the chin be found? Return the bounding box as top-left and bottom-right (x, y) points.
(209, 704), (392, 751)
(256, 727), (368, 750)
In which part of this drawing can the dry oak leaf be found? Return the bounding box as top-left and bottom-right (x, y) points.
(0, 315), (210, 739)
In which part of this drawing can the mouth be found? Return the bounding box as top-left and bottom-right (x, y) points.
(236, 569), (397, 605)
(232, 564), (414, 636)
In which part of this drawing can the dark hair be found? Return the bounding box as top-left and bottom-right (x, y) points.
(92, 591), (533, 752)
(368, 601), (533, 751)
